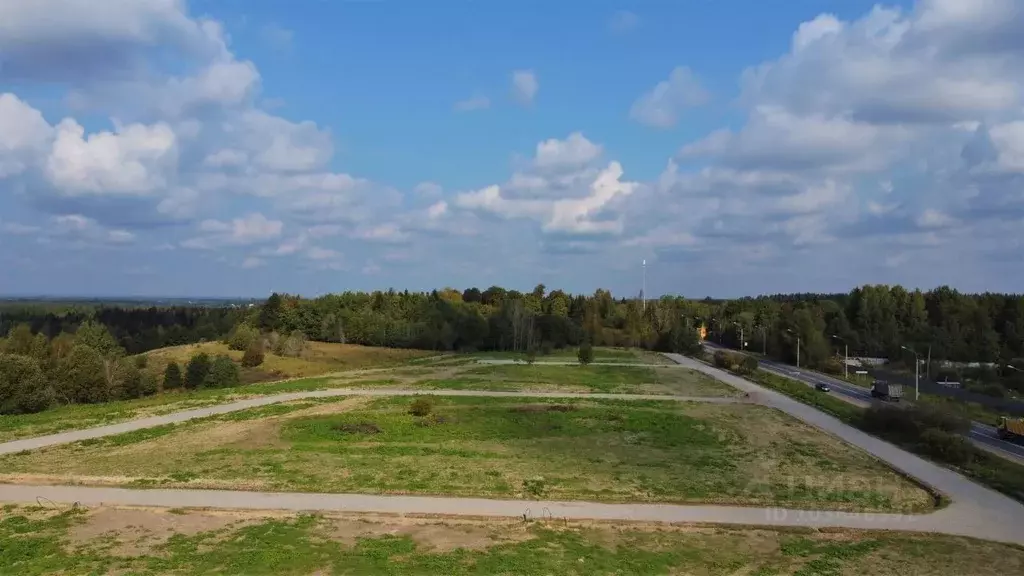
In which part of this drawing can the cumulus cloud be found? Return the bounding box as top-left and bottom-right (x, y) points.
(511, 70), (538, 105)
(182, 212), (283, 249)
(455, 134), (638, 237)
(0, 94), (52, 178)
(630, 67), (709, 128)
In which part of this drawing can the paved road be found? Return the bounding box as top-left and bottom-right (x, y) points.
(0, 388), (740, 455)
(662, 352), (1024, 545)
(702, 342), (1024, 462)
(0, 483), (1000, 542)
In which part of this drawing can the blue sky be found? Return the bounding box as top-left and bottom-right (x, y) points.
(2, 0), (1023, 298)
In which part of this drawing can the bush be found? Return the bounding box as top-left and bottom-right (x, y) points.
(55, 345), (110, 404)
(139, 371), (158, 397)
(109, 360), (144, 400)
(740, 355), (759, 374)
(523, 476), (547, 498)
(163, 362), (183, 390)
(713, 350), (736, 370)
(917, 428), (974, 466)
(524, 348), (537, 365)
(204, 355), (240, 389)
(409, 397), (434, 417)
(577, 342), (594, 365)
(0, 353), (54, 414)
(821, 357), (844, 376)
(274, 330), (308, 358)
(227, 323), (260, 352)
(184, 353), (211, 390)
(241, 342), (265, 367)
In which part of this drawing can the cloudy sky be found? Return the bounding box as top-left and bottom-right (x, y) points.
(1, 0), (1023, 298)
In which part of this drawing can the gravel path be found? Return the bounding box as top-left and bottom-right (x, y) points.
(1, 357), (1022, 545)
(0, 388), (739, 455)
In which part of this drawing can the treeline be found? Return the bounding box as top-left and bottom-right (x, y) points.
(0, 321), (243, 415)
(0, 304), (245, 354)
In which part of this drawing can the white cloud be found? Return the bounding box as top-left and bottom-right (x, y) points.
(414, 182), (443, 197)
(630, 67), (710, 128)
(511, 70), (538, 105)
(203, 148), (247, 168)
(426, 201), (448, 219)
(52, 214), (135, 245)
(453, 94), (490, 112)
(183, 212), (282, 249)
(238, 110), (333, 173)
(608, 11), (640, 35)
(534, 132), (603, 171)
(45, 119), (178, 196)
(0, 93), (52, 178)
(916, 208), (957, 228)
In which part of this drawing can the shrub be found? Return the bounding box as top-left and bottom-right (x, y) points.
(740, 355), (759, 374)
(109, 360), (144, 400)
(0, 353), (54, 414)
(241, 342), (265, 367)
(525, 348), (537, 365)
(227, 323), (260, 352)
(139, 371), (159, 397)
(917, 428), (974, 466)
(409, 397), (434, 417)
(163, 362), (183, 390)
(54, 345), (110, 404)
(274, 330), (309, 358)
(204, 355), (240, 389)
(184, 353), (211, 390)
(821, 357), (844, 376)
(713, 350), (733, 369)
(577, 342), (594, 365)
(523, 476), (547, 498)
(133, 354), (148, 369)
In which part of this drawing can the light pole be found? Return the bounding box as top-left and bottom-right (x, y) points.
(786, 328), (800, 368)
(901, 345), (920, 401)
(641, 259), (646, 313)
(831, 334), (848, 379)
(732, 321), (744, 351)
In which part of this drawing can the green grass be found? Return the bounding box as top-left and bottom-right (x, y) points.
(472, 346), (646, 363)
(3, 507), (1023, 575)
(1, 396), (934, 512)
(442, 364), (739, 395)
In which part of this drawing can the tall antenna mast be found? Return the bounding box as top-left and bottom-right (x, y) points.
(642, 259), (646, 312)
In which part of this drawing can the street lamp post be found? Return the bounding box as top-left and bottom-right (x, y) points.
(901, 345), (921, 401)
(786, 328), (801, 368)
(831, 334), (848, 379)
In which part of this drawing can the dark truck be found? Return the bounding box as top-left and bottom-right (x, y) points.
(871, 380), (903, 402)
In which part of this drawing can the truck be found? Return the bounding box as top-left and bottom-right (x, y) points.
(997, 417), (1024, 444)
(871, 380), (903, 402)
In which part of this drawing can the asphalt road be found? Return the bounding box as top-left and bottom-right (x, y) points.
(703, 341), (1024, 462)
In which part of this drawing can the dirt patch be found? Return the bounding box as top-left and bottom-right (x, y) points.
(510, 404), (578, 413)
(69, 507), (254, 556)
(332, 422), (382, 435)
(327, 517), (534, 552)
(414, 414), (451, 427)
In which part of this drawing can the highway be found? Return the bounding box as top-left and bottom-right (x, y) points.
(702, 341), (1024, 463)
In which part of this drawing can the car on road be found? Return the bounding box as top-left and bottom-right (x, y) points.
(815, 382), (831, 392)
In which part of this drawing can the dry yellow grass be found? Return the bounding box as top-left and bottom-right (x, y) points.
(142, 341), (435, 380)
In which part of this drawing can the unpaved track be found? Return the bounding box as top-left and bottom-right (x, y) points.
(1, 358), (1023, 546)
(0, 388), (740, 455)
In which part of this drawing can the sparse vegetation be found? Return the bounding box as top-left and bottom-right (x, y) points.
(0, 396), (934, 512)
(577, 342), (594, 365)
(3, 507), (1022, 576)
(408, 396), (434, 417)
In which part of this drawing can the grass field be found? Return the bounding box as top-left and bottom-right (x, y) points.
(143, 341), (434, 382)
(409, 364), (741, 396)
(3, 506), (1021, 575)
(472, 347), (675, 365)
(0, 396), (934, 512)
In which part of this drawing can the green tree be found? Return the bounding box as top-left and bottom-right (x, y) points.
(55, 345), (109, 404)
(1, 324), (35, 356)
(184, 353), (212, 390)
(577, 342), (594, 365)
(109, 360), (143, 401)
(163, 362), (183, 390)
(227, 323), (260, 352)
(0, 353), (54, 414)
(204, 355), (240, 388)
(241, 342), (265, 367)
(75, 321), (124, 358)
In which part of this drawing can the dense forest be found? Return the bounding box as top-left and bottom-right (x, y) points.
(2, 284), (1023, 416)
